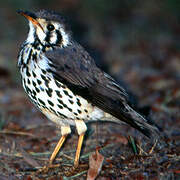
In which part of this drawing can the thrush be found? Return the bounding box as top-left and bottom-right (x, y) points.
(17, 10), (160, 168)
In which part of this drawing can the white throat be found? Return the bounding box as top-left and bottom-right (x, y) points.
(26, 22), (36, 43)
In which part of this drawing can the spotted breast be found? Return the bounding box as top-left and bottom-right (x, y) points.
(19, 43), (107, 127)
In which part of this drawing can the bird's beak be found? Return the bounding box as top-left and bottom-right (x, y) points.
(17, 10), (44, 32)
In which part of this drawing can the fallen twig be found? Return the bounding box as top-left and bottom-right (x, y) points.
(0, 130), (36, 137)
(63, 170), (87, 180)
(149, 139), (158, 154)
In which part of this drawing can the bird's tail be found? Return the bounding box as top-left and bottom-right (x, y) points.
(103, 104), (161, 140)
(121, 104), (161, 139)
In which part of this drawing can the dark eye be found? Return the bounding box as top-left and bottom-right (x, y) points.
(47, 24), (55, 31)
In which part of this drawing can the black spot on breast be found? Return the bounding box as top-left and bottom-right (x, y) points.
(26, 67), (31, 77)
(32, 90), (37, 96)
(35, 87), (40, 93)
(32, 81), (36, 87)
(76, 98), (81, 106)
(46, 89), (52, 97)
(57, 99), (71, 111)
(55, 90), (62, 98)
(63, 90), (73, 98)
(45, 68), (51, 74)
(38, 98), (45, 106)
(25, 86), (32, 94)
(63, 90), (69, 96)
(41, 74), (47, 81)
(48, 100), (54, 107)
(74, 112), (78, 116)
(57, 112), (67, 119)
(49, 107), (56, 114)
(55, 81), (61, 88)
(27, 79), (31, 85)
(47, 76), (51, 81)
(31, 94), (37, 100)
(63, 104), (68, 108)
(77, 110), (82, 114)
(84, 109), (88, 113)
(48, 62), (57, 69)
(58, 99), (63, 105)
(45, 79), (50, 88)
(68, 99), (74, 104)
(32, 71), (36, 78)
(68, 107), (72, 112)
(48, 88), (53, 93)
(37, 79), (42, 85)
(57, 104), (63, 109)
(42, 69), (47, 74)
(41, 105), (46, 109)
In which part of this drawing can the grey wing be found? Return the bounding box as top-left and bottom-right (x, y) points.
(46, 42), (128, 102)
(45, 42), (160, 138)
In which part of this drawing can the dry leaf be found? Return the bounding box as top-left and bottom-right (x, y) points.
(87, 149), (104, 180)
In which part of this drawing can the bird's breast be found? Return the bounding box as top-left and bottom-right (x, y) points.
(19, 47), (106, 126)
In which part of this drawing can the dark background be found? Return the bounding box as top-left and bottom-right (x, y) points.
(0, 0), (179, 179)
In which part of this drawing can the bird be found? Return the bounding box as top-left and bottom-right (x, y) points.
(17, 9), (160, 168)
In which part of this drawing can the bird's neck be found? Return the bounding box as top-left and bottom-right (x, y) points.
(18, 38), (52, 69)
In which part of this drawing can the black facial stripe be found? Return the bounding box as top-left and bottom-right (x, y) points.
(45, 31), (51, 43)
(31, 24), (57, 50)
(32, 34), (46, 50)
(56, 30), (62, 45)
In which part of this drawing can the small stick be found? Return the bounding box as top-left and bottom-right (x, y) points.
(0, 130), (36, 137)
(149, 140), (158, 154)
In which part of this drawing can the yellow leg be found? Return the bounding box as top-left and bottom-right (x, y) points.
(49, 135), (67, 164)
(74, 133), (85, 168)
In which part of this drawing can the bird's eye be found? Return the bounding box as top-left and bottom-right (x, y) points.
(47, 24), (55, 31)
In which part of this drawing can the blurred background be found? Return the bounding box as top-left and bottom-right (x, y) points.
(0, 0), (179, 179)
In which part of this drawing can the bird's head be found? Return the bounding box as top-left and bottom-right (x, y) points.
(18, 10), (71, 48)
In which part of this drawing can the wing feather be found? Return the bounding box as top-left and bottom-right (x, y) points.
(45, 42), (160, 138)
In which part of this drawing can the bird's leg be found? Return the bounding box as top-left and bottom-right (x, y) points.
(49, 125), (71, 165)
(74, 120), (87, 168)
(36, 125), (71, 174)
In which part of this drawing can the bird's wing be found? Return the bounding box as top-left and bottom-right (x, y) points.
(45, 43), (128, 102)
(45, 43), (160, 138)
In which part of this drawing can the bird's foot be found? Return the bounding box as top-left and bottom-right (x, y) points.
(64, 163), (88, 177)
(35, 163), (61, 174)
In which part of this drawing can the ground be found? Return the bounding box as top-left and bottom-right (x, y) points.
(0, 1), (180, 179)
